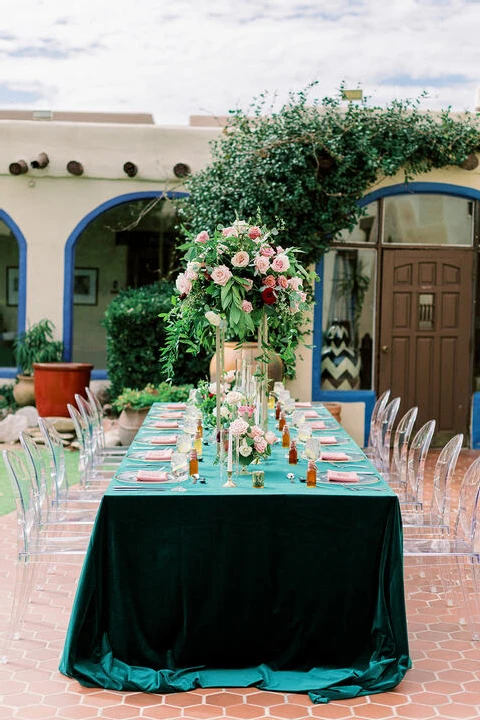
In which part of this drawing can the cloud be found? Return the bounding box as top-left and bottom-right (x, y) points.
(0, 0), (477, 123)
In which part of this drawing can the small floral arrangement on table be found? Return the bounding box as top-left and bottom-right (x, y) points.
(229, 410), (278, 466)
(192, 372), (236, 429)
(160, 218), (315, 379)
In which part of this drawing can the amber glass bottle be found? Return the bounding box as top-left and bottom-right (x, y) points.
(278, 411), (286, 431)
(275, 401), (282, 420)
(282, 424), (291, 448)
(194, 431), (203, 459)
(288, 440), (298, 465)
(306, 460), (317, 487)
(197, 417), (203, 438)
(189, 449), (199, 476)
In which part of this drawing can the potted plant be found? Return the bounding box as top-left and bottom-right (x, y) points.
(13, 319), (64, 406)
(113, 382), (193, 445)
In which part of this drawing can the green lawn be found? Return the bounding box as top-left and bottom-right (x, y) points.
(0, 447), (81, 517)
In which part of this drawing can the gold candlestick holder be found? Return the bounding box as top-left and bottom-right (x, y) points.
(223, 470), (237, 488)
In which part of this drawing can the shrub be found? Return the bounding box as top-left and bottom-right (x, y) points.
(112, 382), (193, 413)
(103, 281), (210, 398)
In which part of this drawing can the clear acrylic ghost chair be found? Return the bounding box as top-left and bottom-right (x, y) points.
(403, 455), (480, 640)
(374, 396), (401, 475)
(85, 386), (128, 462)
(75, 393), (124, 469)
(388, 406), (418, 487)
(1, 449), (88, 661)
(365, 389), (391, 458)
(67, 404), (113, 489)
(38, 416), (104, 505)
(400, 419), (436, 508)
(402, 433), (463, 536)
(19, 430), (97, 529)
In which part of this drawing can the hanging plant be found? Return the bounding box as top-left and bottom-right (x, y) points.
(178, 83), (480, 265)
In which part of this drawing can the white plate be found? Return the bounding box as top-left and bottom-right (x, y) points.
(126, 451), (172, 462)
(317, 474), (381, 485)
(115, 470), (186, 484)
(317, 453), (366, 463)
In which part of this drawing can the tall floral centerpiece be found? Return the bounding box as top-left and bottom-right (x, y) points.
(161, 218), (314, 446)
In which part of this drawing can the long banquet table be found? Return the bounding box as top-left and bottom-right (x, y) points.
(60, 402), (411, 704)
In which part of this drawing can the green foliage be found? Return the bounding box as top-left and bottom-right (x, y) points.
(0, 384), (18, 410)
(13, 319), (64, 376)
(180, 84), (480, 265)
(112, 382), (193, 413)
(103, 282), (210, 397)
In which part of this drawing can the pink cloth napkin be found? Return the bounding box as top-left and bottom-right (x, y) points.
(327, 470), (359, 483)
(150, 435), (178, 445)
(144, 449), (173, 461)
(304, 410), (320, 418)
(295, 402), (312, 407)
(320, 451), (350, 461)
(159, 412), (184, 419)
(154, 421), (179, 429)
(167, 403), (186, 409)
(136, 470), (169, 482)
(318, 435), (337, 444)
(310, 421), (327, 430)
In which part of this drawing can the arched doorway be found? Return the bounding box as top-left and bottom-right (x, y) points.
(314, 182), (480, 443)
(63, 191), (187, 372)
(0, 210), (27, 376)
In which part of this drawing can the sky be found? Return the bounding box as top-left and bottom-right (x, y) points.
(0, 0), (479, 125)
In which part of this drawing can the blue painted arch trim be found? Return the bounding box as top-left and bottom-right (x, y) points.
(0, 210), (27, 376)
(63, 190), (189, 362)
(361, 181), (480, 206)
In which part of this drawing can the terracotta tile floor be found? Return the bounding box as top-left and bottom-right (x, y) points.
(1, 450), (480, 720)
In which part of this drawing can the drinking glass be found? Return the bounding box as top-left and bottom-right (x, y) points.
(297, 422), (312, 444)
(183, 418), (198, 436)
(273, 381), (285, 395)
(291, 410), (306, 428)
(176, 432), (193, 454)
(169, 451), (189, 492)
(284, 398), (296, 417)
(305, 437), (320, 461)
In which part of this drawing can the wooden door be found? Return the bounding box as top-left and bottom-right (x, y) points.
(378, 248), (474, 438)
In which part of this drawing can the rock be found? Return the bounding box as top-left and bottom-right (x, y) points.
(48, 417), (75, 433)
(0, 414), (29, 443)
(15, 406), (39, 427)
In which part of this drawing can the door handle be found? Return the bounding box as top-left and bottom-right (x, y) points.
(381, 345), (389, 353)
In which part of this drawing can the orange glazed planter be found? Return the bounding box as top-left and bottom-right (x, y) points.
(33, 362), (94, 417)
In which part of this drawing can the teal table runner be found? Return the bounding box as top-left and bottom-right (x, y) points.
(60, 404), (411, 703)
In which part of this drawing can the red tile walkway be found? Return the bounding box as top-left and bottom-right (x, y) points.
(1, 450), (480, 719)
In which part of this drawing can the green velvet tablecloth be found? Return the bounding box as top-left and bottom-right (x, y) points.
(60, 404), (411, 703)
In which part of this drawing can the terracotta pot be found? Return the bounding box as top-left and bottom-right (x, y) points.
(12, 374), (36, 407)
(323, 402), (342, 424)
(33, 362), (93, 417)
(209, 341), (283, 386)
(118, 407), (150, 446)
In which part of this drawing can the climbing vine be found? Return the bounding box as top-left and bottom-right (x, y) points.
(179, 83), (480, 264)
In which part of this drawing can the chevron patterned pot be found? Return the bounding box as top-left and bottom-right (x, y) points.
(321, 322), (361, 390)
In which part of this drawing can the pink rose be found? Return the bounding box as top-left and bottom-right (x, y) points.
(230, 418), (249, 436)
(238, 405), (255, 417)
(242, 279), (253, 291)
(248, 226), (262, 240)
(276, 246), (285, 254)
(265, 431), (277, 445)
(254, 256), (270, 274)
(195, 231), (209, 243)
(211, 265), (233, 286)
(241, 300), (253, 313)
(175, 272), (192, 296)
(222, 226), (236, 237)
(185, 268), (198, 281)
(231, 251), (250, 268)
(262, 275), (276, 288)
(299, 292), (307, 302)
(271, 254), (290, 272)
(260, 245), (275, 257)
(254, 437), (268, 453)
(288, 277), (303, 291)
(277, 275), (288, 289)
(250, 425), (265, 438)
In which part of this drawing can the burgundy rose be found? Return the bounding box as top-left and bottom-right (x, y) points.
(262, 287), (277, 305)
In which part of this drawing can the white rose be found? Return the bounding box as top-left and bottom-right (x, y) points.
(205, 311), (221, 326)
